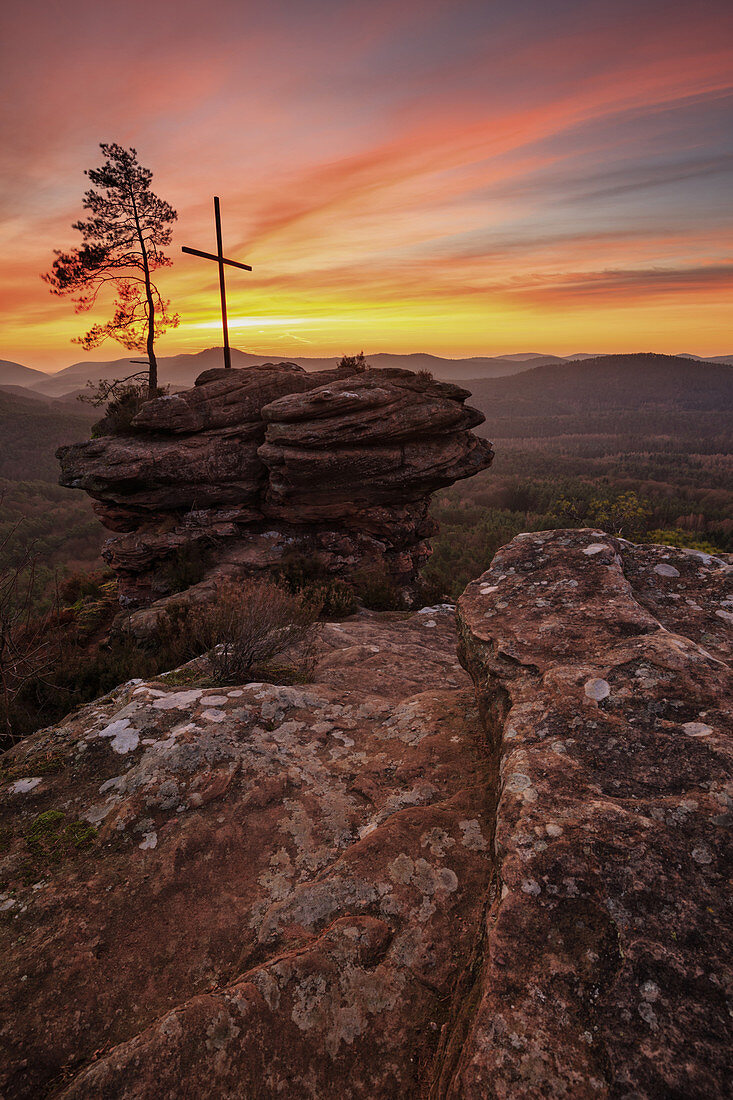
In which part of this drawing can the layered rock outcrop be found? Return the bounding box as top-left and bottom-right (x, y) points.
(57, 363), (493, 613)
(1, 532), (730, 1098)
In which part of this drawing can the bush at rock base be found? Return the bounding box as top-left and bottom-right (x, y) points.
(162, 543), (214, 594)
(303, 578), (358, 618)
(178, 580), (321, 683)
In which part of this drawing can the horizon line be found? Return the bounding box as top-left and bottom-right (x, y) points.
(7, 346), (733, 378)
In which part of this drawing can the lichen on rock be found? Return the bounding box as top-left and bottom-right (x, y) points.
(1, 531), (730, 1098)
(454, 529), (732, 1099)
(0, 609), (492, 1099)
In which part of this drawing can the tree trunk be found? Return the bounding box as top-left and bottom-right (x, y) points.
(129, 181), (158, 397)
(145, 289), (158, 395)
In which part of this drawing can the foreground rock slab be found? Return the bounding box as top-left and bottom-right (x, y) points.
(2, 532), (730, 1098)
(456, 530), (732, 1099)
(0, 609), (494, 1099)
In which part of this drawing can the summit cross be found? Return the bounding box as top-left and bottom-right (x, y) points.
(181, 196), (252, 370)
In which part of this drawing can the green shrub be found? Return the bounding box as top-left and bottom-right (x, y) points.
(59, 569), (115, 604)
(153, 601), (213, 667)
(276, 551), (330, 592)
(304, 579), (357, 618)
(353, 565), (406, 611)
(337, 351), (369, 373)
(275, 554), (357, 617)
(646, 530), (723, 554)
(86, 381), (168, 437)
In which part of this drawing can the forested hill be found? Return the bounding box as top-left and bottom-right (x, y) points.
(0, 358), (50, 387)
(0, 390), (96, 480)
(460, 354), (733, 418)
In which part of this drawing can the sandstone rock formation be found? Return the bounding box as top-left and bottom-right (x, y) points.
(454, 530), (732, 1098)
(57, 363), (493, 615)
(1, 532), (731, 1098)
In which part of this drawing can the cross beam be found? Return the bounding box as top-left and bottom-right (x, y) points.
(181, 196), (252, 369)
(181, 246), (252, 272)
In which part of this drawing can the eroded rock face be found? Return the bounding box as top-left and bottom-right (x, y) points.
(57, 364), (493, 614)
(1, 533), (730, 1098)
(0, 609), (494, 1099)
(455, 530), (732, 1099)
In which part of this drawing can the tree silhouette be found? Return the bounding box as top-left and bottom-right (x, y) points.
(43, 143), (178, 394)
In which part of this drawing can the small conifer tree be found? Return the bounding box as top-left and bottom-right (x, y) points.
(43, 143), (178, 395)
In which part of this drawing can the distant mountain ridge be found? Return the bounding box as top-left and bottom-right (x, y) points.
(14, 349), (547, 394)
(2, 347), (732, 396)
(677, 353), (733, 365)
(456, 353), (733, 430)
(0, 351), (729, 496)
(0, 358), (53, 387)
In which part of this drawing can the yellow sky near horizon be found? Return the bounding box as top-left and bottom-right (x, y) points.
(1, 0), (732, 372)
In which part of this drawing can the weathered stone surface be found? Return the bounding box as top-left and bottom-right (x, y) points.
(454, 530), (732, 1099)
(0, 609), (493, 1099)
(59, 424), (266, 511)
(261, 435), (490, 520)
(260, 372), (483, 447)
(131, 362), (315, 434)
(3, 532), (728, 1097)
(57, 364), (493, 611)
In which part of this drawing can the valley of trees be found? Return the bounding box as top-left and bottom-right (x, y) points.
(0, 391), (97, 481)
(0, 392), (103, 607)
(425, 451), (731, 600)
(423, 355), (732, 596)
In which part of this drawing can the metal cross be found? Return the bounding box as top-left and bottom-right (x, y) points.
(182, 196), (252, 370)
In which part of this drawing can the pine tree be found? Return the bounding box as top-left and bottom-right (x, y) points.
(43, 143), (178, 394)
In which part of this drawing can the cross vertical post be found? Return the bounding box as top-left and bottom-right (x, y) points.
(213, 197), (231, 370)
(181, 198), (253, 370)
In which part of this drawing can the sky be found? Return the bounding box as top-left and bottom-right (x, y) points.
(1, 0), (732, 371)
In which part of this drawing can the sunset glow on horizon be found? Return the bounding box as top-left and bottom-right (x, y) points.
(1, 0), (732, 371)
